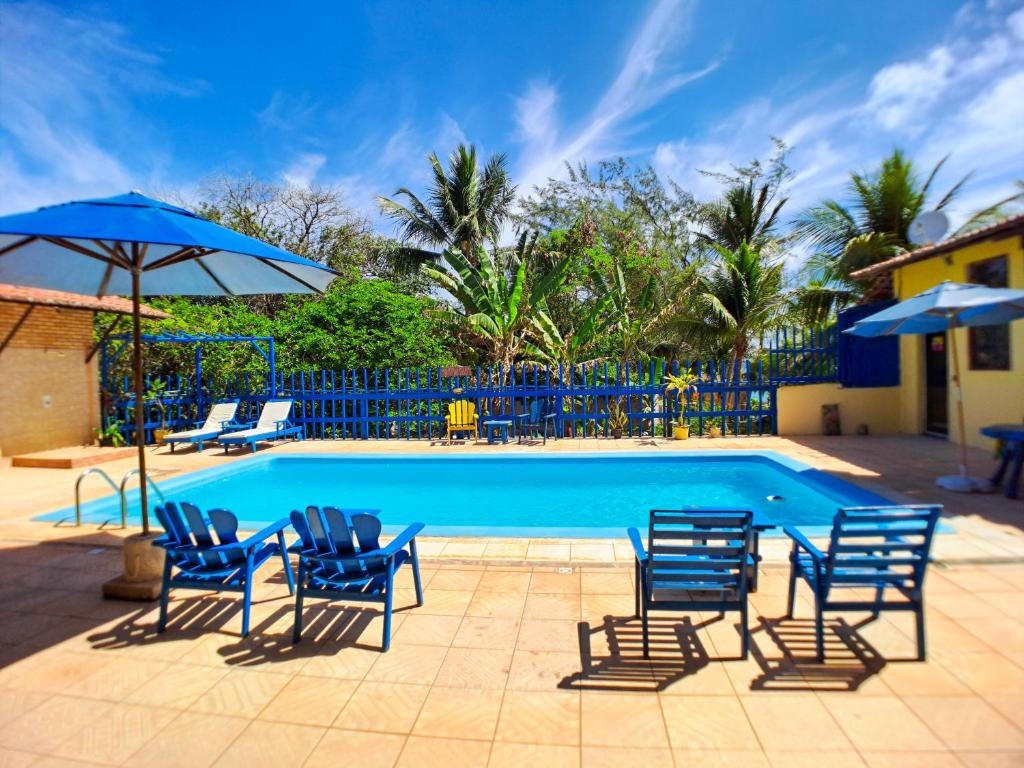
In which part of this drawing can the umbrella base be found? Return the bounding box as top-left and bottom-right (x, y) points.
(936, 474), (995, 493)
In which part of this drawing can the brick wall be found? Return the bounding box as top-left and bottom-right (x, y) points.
(0, 305), (99, 455)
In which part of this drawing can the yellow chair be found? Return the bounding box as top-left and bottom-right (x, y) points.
(445, 400), (479, 444)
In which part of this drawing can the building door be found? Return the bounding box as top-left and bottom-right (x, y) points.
(925, 332), (948, 435)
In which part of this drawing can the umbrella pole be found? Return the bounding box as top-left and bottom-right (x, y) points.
(131, 269), (150, 535)
(948, 327), (969, 476)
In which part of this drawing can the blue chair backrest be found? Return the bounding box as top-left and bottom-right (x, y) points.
(155, 501), (243, 568)
(528, 398), (552, 421)
(645, 509), (753, 595)
(823, 505), (941, 597)
(290, 506), (385, 578)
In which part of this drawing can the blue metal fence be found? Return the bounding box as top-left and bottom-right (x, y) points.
(105, 358), (778, 445)
(766, 325), (839, 384)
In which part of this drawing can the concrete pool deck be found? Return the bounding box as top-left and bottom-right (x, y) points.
(1, 436), (1023, 765)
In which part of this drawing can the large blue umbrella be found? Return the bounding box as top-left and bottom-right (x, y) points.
(0, 192), (337, 531)
(846, 280), (1024, 491)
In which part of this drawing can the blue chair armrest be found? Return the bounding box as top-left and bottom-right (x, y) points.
(542, 413), (558, 421)
(274, 419), (293, 430)
(514, 413), (529, 422)
(224, 420), (255, 430)
(783, 526), (826, 562)
(380, 522), (425, 557)
(627, 527), (647, 563)
(238, 518), (291, 551)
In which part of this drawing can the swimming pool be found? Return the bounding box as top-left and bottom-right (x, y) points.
(45, 451), (891, 537)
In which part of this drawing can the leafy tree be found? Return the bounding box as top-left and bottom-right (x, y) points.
(421, 235), (570, 369)
(276, 280), (454, 370)
(376, 143), (516, 267)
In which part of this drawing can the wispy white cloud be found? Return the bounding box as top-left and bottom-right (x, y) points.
(651, 0), (1024, 253)
(513, 0), (718, 194)
(281, 153), (327, 187)
(0, 1), (200, 213)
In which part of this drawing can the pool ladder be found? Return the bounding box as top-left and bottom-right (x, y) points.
(70, 467), (166, 529)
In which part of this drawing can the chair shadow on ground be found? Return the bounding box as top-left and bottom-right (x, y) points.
(86, 586), (414, 662)
(559, 611), (890, 693)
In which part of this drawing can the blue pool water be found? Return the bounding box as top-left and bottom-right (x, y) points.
(44, 451), (890, 537)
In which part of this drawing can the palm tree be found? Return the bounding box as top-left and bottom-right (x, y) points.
(667, 242), (788, 369)
(698, 178), (787, 252)
(377, 144), (516, 268)
(793, 149), (969, 279)
(421, 234), (569, 369)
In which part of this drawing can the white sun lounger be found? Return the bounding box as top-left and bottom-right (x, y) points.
(218, 399), (302, 453)
(163, 401), (240, 453)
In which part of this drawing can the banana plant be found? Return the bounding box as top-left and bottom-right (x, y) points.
(422, 232), (570, 369)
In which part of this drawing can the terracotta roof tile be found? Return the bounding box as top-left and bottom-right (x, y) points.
(0, 283), (169, 318)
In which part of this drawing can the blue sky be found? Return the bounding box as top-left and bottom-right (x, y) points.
(1, 0), (1022, 248)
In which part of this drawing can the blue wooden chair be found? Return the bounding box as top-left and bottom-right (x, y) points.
(629, 509), (754, 659)
(516, 398), (558, 444)
(784, 504), (942, 661)
(153, 501), (294, 638)
(289, 506), (424, 652)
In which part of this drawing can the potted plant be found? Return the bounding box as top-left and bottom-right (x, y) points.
(664, 371), (699, 440)
(95, 421), (126, 448)
(145, 380), (170, 444)
(606, 398), (628, 439)
(705, 417), (723, 438)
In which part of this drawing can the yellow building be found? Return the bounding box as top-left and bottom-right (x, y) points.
(851, 213), (1024, 450)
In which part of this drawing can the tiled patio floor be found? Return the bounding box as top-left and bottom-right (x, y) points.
(1, 435), (1023, 765)
(1, 546), (1023, 766)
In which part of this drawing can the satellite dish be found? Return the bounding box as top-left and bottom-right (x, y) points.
(909, 210), (949, 245)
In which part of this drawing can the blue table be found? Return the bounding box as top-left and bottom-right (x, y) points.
(981, 424), (1024, 499)
(483, 419), (513, 445)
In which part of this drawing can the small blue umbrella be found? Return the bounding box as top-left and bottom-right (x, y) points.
(0, 192), (337, 531)
(846, 280), (1024, 491)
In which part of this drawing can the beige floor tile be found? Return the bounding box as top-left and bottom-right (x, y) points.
(434, 647), (512, 690)
(740, 694), (851, 751)
(766, 752), (867, 768)
(0, 689), (49, 730)
(211, 720), (324, 768)
(507, 650), (580, 691)
(477, 571), (532, 592)
(961, 617), (1024, 652)
(64, 657), (169, 702)
(258, 675), (358, 726)
(877, 660), (972, 696)
(303, 647), (385, 684)
(305, 728), (406, 767)
(52, 703), (177, 764)
(427, 569), (484, 591)
(581, 594), (636, 623)
(365, 644), (447, 685)
(824, 696), (945, 751)
(412, 687), (502, 739)
(515, 619), (580, 653)
(415, 589), (475, 617)
(488, 742), (579, 768)
(525, 543), (571, 562)
(956, 752), (1024, 768)
(334, 681), (430, 733)
(671, 750), (771, 767)
(0, 748), (36, 768)
(395, 735), (491, 767)
(452, 617), (521, 650)
(439, 541), (487, 559)
(571, 544), (616, 562)
(523, 593), (581, 621)
(465, 591), (527, 619)
(581, 691), (669, 748)
(529, 571), (581, 594)
(495, 690), (580, 746)
(860, 752), (962, 768)
(483, 542), (531, 560)
(125, 663), (228, 709)
(393, 613), (462, 647)
(903, 695), (1024, 751)
(659, 695), (760, 750)
(189, 669), (290, 718)
(656, 661), (736, 696)
(123, 711), (249, 768)
(0, 695), (111, 753)
(582, 745), (674, 767)
(581, 572), (634, 595)
(945, 651), (1024, 694)
(1, 653), (106, 695)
